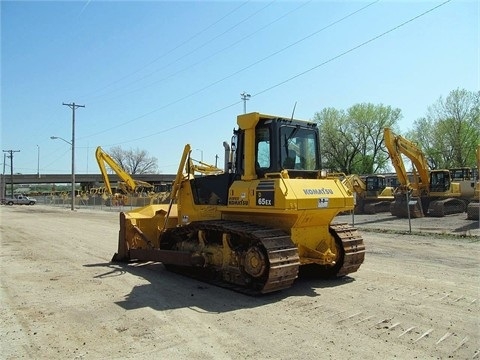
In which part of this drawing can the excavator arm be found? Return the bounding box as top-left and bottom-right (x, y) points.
(383, 129), (411, 187)
(95, 146), (143, 195)
(383, 128), (430, 192)
(383, 128), (431, 218)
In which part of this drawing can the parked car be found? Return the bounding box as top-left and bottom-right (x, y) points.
(1, 194), (37, 205)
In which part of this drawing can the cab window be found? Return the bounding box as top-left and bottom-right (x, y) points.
(256, 127), (271, 169)
(280, 126), (318, 170)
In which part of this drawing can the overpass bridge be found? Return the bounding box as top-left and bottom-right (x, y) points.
(0, 173), (177, 194)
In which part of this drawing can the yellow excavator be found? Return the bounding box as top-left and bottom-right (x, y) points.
(384, 128), (467, 217)
(342, 174), (394, 214)
(112, 112), (365, 294)
(466, 144), (480, 220)
(95, 146), (154, 205)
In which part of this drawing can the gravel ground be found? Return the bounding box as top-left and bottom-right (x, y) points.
(1, 205), (479, 359)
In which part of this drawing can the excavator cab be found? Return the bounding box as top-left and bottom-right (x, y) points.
(450, 167), (472, 181)
(429, 170), (451, 193)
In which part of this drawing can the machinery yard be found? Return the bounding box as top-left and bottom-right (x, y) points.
(2, 2), (477, 358)
(1, 205), (479, 359)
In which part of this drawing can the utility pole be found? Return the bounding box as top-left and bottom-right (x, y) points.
(1, 153), (5, 198)
(37, 145), (40, 178)
(2, 150), (20, 198)
(240, 92), (251, 114)
(63, 102), (85, 211)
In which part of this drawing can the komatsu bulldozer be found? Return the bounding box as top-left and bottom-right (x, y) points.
(112, 112), (365, 294)
(341, 174), (394, 214)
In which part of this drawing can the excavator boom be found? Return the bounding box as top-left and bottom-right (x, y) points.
(384, 128), (467, 218)
(95, 146), (153, 195)
(383, 128), (430, 192)
(383, 129), (411, 188)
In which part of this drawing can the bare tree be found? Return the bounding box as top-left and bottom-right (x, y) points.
(109, 146), (158, 174)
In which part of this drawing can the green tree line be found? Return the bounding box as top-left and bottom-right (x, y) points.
(313, 88), (479, 174)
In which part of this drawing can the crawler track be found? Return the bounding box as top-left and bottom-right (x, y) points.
(330, 223), (365, 277)
(161, 221), (365, 294)
(428, 198), (467, 217)
(162, 220), (300, 295)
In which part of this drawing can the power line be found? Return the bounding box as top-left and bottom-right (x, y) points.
(87, 1), (313, 105)
(253, 0), (453, 98)
(100, 100), (243, 148)
(79, 1), (252, 100)
(79, 1), (377, 140)
(95, 0), (452, 148)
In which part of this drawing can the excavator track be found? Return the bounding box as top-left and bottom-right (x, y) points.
(330, 223), (365, 277)
(467, 201), (479, 220)
(428, 198), (467, 217)
(363, 201), (392, 214)
(161, 220), (300, 295)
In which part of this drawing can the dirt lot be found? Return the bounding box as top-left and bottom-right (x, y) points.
(1, 205), (479, 359)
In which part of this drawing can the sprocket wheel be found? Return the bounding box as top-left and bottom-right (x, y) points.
(243, 246), (267, 278)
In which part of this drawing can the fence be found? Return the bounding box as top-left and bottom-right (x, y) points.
(35, 192), (171, 212)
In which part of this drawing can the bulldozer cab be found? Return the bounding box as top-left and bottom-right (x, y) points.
(365, 175), (386, 191)
(365, 175), (387, 197)
(189, 114), (321, 206)
(234, 113), (321, 180)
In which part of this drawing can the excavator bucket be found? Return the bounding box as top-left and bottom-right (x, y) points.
(389, 194), (424, 218)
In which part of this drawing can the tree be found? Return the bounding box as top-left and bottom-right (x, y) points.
(407, 89), (480, 169)
(108, 146), (158, 174)
(313, 103), (401, 174)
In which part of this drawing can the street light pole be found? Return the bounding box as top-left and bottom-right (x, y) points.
(50, 135), (73, 208)
(62, 102), (84, 211)
(240, 92), (251, 114)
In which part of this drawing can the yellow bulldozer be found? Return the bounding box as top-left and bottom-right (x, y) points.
(341, 174), (394, 214)
(112, 112), (365, 294)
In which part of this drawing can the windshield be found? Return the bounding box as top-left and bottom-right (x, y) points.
(280, 126), (318, 170)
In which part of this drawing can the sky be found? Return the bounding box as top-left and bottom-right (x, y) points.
(1, 0), (479, 176)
